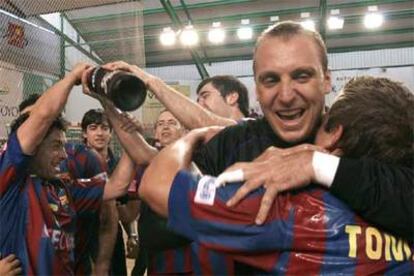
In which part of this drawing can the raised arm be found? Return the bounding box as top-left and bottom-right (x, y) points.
(17, 63), (90, 154)
(139, 127), (222, 216)
(103, 152), (135, 200)
(103, 61), (236, 129)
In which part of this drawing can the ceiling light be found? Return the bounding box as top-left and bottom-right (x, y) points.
(327, 10), (344, 30)
(301, 19), (316, 31)
(208, 22), (225, 44)
(180, 24), (199, 46)
(300, 12), (315, 31)
(237, 19), (253, 40)
(160, 27), (176, 46)
(364, 6), (384, 29)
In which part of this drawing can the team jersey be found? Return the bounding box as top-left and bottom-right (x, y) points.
(167, 170), (414, 275)
(0, 132), (106, 275)
(60, 143), (106, 275)
(61, 143), (105, 179)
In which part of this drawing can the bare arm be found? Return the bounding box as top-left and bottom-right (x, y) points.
(94, 201), (119, 276)
(103, 61), (236, 129)
(103, 152), (135, 200)
(139, 127), (223, 217)
(102, 102), (158, 165)
(17, 63), (90, 154)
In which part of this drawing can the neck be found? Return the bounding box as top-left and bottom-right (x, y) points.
(230, 108), (245, 121)
(96, 147), (109, 161)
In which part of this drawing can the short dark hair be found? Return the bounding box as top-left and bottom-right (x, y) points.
(253, 21), (328, 74)
(81, 109), (112, 132)
(18, 94), (41, 112)
(324, 76), (414, 167)
(10, 112), (67, 136)
(196, 75), (249, 117)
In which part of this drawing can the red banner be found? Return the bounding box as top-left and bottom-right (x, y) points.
(7, 22), (27, 48)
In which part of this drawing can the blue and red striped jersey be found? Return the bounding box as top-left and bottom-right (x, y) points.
(168, 170), (414, 275)
(60, 142), (107, 275)
(0, 133), (106, 275)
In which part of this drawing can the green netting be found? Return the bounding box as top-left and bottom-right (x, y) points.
(0, 1), (145, 157)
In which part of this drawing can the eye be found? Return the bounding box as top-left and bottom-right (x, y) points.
(293, 71), (313, 83)
(260, 75), (279, 87)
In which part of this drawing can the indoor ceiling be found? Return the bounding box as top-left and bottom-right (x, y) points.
(1, 0), (413, 69)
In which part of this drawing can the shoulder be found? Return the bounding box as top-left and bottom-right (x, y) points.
(207, 117), (277, 150)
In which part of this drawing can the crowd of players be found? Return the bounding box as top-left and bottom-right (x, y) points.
(0, 21), (413, 275)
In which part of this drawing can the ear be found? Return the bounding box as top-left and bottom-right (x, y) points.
(225, 92), (239, 106)
(326, 124), (343, 152)
(323, 70), (332, 95)
(82, 131), (87, 140)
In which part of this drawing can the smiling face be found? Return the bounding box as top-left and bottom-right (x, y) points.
(154, 111), (184, 147)
(31, 128), (68, 179)
(83, 121), (111, 152)
(254, 35), (331, 143)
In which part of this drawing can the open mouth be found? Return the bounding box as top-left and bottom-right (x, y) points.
(276, 109), (305, 121)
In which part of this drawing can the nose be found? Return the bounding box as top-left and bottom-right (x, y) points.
(278, 78), (295, 106)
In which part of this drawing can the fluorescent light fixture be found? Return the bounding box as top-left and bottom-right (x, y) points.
(364, 6), (384, 29)
(301, 19), (316, 31)
(327, 16), (344, 30)
(237, 19), (253, 40)
(270, 16), (279, 22)
(300, 12), (315, 31)
(160, 27), (176, 46)
(208, 22), (225, 44)
(327, 9), (344, 30)
(180, 24), (199, 46)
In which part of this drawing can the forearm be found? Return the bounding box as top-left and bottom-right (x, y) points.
(103, 152), (135, 200)
(148, 77), (236, 129)
(103, 103), (157, 165)
(95, 201), (119, 274)
(17, 73), (79, 154)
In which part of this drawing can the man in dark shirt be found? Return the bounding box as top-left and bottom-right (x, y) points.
(138, 76), (413, 274)
(191, 21), (413, 241)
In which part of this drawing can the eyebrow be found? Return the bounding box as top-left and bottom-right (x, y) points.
(291, 67), (317, 75)
(258, 71), (279, 82)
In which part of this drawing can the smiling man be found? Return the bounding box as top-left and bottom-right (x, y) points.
(154, 110), (186, 148)
(190, 21), (412, 242)
(138, 76), (414, 274)
(0, 64), (135, 275)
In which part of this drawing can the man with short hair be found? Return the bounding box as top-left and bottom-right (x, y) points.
(102, 62), (247, 128)
(196, 75), (249, 121)
(0, 64), (135, 275)
(138, 76), (414, 274)
(80, 108), (131, 276)
(189, 21), (412, 240)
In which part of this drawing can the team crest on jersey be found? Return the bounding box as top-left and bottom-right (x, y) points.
(49, 203), (58, 212)
(194, 175), (216, 205)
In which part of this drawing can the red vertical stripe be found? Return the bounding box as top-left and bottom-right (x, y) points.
(26, 184), (44, 275)
(198, 245), (213, 275)
(286, 190), (326, 275)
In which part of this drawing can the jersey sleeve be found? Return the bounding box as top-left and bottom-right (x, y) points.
(0, 132), (31, 197)
(69, 173), (107, 215)
(167, 170), (295, 253)
(61, 143), (105, 179)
